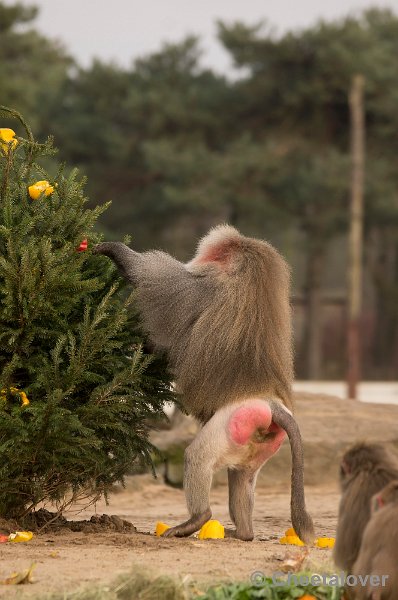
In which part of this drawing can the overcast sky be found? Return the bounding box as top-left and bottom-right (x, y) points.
(9, 0), (398, 72)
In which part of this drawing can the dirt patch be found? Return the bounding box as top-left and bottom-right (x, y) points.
(1, 510), (136, 536)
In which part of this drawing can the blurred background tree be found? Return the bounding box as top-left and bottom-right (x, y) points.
(0, 2), (72, 133)
(1, 1), (397, 379)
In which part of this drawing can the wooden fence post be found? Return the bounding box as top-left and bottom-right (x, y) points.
(347, 74), (365, 399)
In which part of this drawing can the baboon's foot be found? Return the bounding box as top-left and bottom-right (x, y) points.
(224, 527), (254, 541)
(162, 509), (212, 538)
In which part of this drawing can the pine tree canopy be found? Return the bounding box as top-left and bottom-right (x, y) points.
(0, 107), (173, 519)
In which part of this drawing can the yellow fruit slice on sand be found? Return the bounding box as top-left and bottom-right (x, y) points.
(155, 522), (170, 536)
(198, 520), (225, 540)
(315, 537), (335, 548)
(8, 531), (33, 543)
(279, 528), (335, 548)
(279, 535), (305, 546)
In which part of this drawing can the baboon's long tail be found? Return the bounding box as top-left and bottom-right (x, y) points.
(270, 401), (315, 544)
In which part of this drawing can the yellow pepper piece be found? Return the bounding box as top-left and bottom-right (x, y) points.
(280, 529), (334, 548)
(279, 535), (305, 546)
(155, 522), (170, 536)
(315, 537), (335, 548)
(0, 128), (18, 154)
(8, 531), (33, 543)
(28, 180), (54, 200)
(198, 519), (225, 540)
(19, 391), (29, 406)
(0, 387), (29, 406)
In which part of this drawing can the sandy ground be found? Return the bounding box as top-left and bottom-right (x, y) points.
(3, 392), (398, 598)
(0, 476), (339, 599)
(293, 381), (398, 405)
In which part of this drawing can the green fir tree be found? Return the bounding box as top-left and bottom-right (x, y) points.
(0, 107), (173, 519)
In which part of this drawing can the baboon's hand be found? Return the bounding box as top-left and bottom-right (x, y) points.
(91, 242), (139, 282)
(92, 242), (114, 255)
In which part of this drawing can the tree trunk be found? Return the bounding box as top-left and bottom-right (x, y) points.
(347, 74), (365, 398)
(368, 227), (398, 378)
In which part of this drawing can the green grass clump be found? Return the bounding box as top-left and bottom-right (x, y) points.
(42, 568), (188, 600)
(200, 574), (344, 599)
(40, 569), (345, 600)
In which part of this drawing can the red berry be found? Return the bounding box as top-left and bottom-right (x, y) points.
(77, 238), (88, 252)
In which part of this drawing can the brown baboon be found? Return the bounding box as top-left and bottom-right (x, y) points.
(334, 443), (398, 572)
(349, 480), (398, 599)
(94, 225), (314, 542)
(371, 478), (398, 508)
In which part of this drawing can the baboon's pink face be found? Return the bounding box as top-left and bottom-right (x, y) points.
(228, 403), (287, 468)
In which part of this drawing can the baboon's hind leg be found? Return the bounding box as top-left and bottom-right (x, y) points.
(227, 467), (258, 541)
(162, 420), (221, 537)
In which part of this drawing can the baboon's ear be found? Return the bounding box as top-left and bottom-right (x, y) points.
(190, 225), (243, 273)
(340, 459), (350, 477)
(375, 494), (384, 511)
